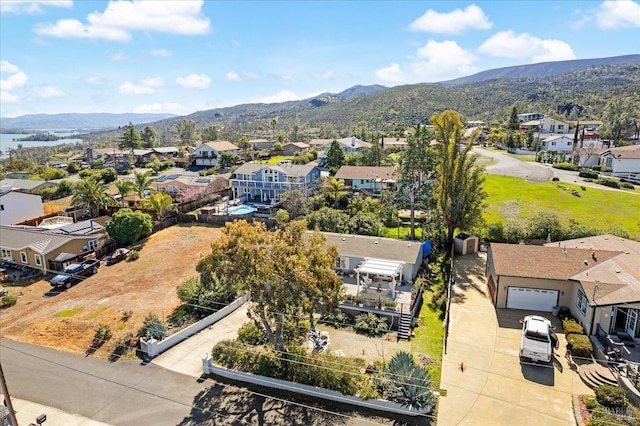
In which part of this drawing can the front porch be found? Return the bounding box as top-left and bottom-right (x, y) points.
(340, 274), (413, 315)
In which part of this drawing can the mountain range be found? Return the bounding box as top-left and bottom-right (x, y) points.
(1, 55), (639, 137)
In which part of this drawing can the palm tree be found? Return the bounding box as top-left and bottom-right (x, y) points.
(270, 117), (278, 140)
(140, 192), (174, 218)
(322, 177), (347, 208)
(115, 179), (135, 207)
(71, 177), (116, 217)
(133, 171), (155, 204)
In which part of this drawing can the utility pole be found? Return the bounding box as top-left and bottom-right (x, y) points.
(0, 361), (18, 426)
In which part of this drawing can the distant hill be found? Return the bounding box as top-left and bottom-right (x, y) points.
(438, 54), (640, 86)
(0, 113), (178, 131)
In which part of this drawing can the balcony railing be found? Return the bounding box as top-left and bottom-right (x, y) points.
(231, 180), (309, 191)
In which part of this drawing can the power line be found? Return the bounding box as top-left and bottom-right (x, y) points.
(0, 342), (394, 426)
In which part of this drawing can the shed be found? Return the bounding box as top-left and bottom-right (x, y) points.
(454, 233), (479, 255)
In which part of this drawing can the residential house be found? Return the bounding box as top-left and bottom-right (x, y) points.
(0, 179), (56, 194)
(541, 135), (574, 153)
(522, 116), (570, 135)
(282, 142), (310, 155)
(230, 163), (320, 203)
(324, 232), (425, 282)
(518, 112), (544, 123)
(334, 166), (398, 194)
(599, 144), (640, 183)
(249, 139), (274, 151)
(1, 223), (110, 272)
(380, 137), (408, 151)
(152, 147), (180, 160)
(486, 235), (640, 343)
(0, 186), (44, 225)
(313, 137), (372, 162)
(192, 141), (239, 167)
(151, 173), (227, 199)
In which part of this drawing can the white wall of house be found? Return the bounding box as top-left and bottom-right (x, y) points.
(541, 117), (570, 134)
(0, 191), (44, 225)
(602, 155), (640, 175)
(541, 135), (574, 153)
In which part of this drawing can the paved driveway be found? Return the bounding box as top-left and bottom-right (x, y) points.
(437, 253), (592, 426)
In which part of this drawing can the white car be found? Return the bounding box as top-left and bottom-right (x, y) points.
(519, 315), (558, 364)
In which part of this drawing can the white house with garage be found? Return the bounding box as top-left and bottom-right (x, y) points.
(192, 141), (239, 167)
(599, 144), (640, 184)
(486, 235), (640, 342)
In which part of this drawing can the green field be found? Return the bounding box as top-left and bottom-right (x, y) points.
(483, 174), (640, 240)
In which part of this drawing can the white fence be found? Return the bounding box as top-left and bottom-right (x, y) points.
(202, 358), (433, 417)
(140, 292), (250, 358)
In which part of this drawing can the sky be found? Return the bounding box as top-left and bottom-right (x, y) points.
(1, 0), (639, 118)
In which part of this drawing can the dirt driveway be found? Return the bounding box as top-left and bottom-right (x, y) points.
(0, 224), (221, 357)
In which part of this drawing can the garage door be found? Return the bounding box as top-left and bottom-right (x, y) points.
(507, 287), (559, 312)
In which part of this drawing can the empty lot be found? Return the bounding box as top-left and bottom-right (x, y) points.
(0, 224), (222, 356)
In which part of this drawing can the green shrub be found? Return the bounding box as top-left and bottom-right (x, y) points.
(562, 318), (584, 335)
(584, 396), (597, 410)
(319, 310), (354, 328)
(552, 162), (578, 171)
(94, 323), (113, 342)
(596, 178), (620, 189)
(579, 169), (599, 179)
(237, 322), (269, 345)
(139, 312), (167, 340)
(566, 333), (592, 358)
(594, 384), (628, 408)
(127, 250), (140, 261)
(620, 182), (635, 190)
(354, 313), (388, 337)
(591, 165), (602, 171)
(0, 292), (18, 308)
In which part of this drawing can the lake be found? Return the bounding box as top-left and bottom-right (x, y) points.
(0, 133), (84, 159)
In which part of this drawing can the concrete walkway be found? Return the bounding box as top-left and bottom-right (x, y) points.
(2, 396), (111, 426)
(151, 304), (251, 377)
(437, 253), (592, 426)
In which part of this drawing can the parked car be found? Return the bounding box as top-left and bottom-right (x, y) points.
(50, 259), (100, 289)
(106, 248), (130, 265)
(519, 315), (558, 364)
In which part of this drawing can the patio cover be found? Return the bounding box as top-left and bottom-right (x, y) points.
(355, 258), (404, 278)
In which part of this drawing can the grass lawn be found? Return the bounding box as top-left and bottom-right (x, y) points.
(483, 174), (640, 240)
(380, 225), (423, 239)
(411, 290), (444, 388)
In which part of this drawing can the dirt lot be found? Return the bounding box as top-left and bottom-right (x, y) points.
(0, 224), (222, 358)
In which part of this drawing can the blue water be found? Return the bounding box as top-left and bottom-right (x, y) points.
(228, 205), (257, 215)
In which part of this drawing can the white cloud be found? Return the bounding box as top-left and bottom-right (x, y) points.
(133, 101), (191, 115)
(34, 1), (210, 41)
(1, 60), (20, 73)
(151, 48), (172, 57)
(408, 4), (492, 34)
(86, 76), (105, 85)
(118, 77), (164, 95)
(253, 90), (299, 104)
(410, 40), (478, 80)
(243, 72), (260, 80)
(33, 85), (65, 98)
(478, 30), (576, 62)
(596, 0), (640, 29)
(176, 73), (211, 89)
(313, 70), (334, 81)
(1, 0), (72, 15)
(112, 51), (128, 61)
(225, 71), (240, 81)
(1, 91), (20, 103)
(1, 64), (28, 91)
(374, 63), (407, 82)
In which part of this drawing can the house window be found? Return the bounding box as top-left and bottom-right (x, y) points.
(1, 248), (11, 259)
(576, 289), (588, 315)
(0, 204), (4, 211)
(34, 254), (42, 266)
(335, 256), (349, 270)
(88, 239), (98, 250)
(558, 125), (564, 130)
(551, 141), (556, 146)
(20, 251), (28, 264)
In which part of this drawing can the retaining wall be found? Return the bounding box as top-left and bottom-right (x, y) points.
(140, 292), (249, 358)
(202, 358), (433, 417)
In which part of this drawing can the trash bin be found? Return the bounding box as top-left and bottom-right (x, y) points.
(552, 306), (560, 317)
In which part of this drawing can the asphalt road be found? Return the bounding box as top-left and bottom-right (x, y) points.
(473, 147), (553, 182)
(0, 339), (425, 426)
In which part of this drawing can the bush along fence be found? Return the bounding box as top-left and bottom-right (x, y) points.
(140, 292), (250, 358)
(202, 359), (433, 417)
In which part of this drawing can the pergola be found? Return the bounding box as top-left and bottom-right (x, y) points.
(354, 258), (404, 298)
